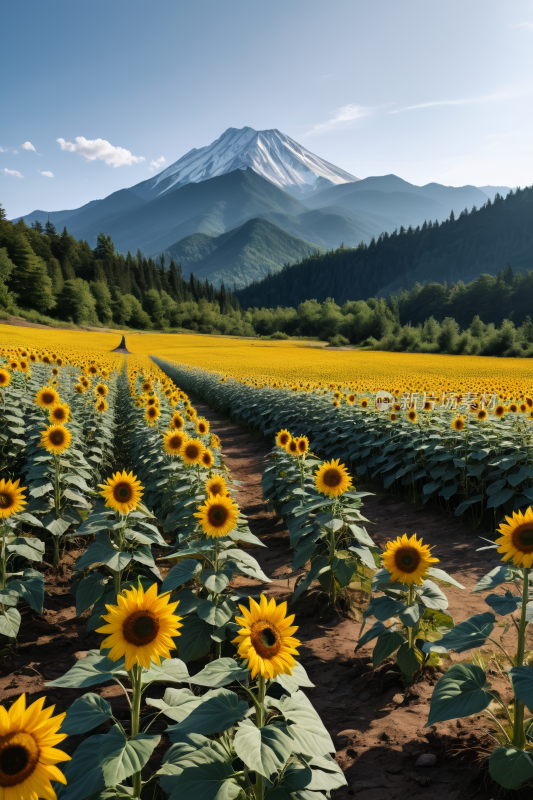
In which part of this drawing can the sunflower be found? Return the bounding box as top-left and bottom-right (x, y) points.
(194, 493), (239, 538)
(295, 436), (309, 456)
(477, 409), (488, 421)
(390, 412), (398, 421)
(496, 507), (533, 568)
(520, 403), (528, 413)
(347, 394), (356, 404)
(95, 398), (108, 413)
(162, 429), (188, 455)
(19, 360), (29, 372)
(201, 449), (215, 469)
(233, 595), (300, 679)
(180, 437), (206, 465)
(99, 471), (144, 514)
(40, 425), (72, 455)
(286, 438), (299, 456)
(382, 533), (439, 585)
(315, 458), (352, 497)
(210, 434), (221, 450)
(509, 403), (518, 413)
(141, 381), (152, 393)
(87, 364), (98, 376)
(276, 429), (291, 448)
(407, 409), (418, 423)
(74, 383), (85, 394)
(195, 418), (210, 436)
(9, 360), (19, 371)
(145, 405), (161, 425)
(97, 583), (182, 670)
(80, 377), (90, 389)
(34, 386), (60, 409)
(146, 396), (159, 407)
(170, 413), (184, 430)
(205, 475), (227, 497)
(0, 369), (11, 387)
(361, 399), (369, 409)
(452, 417), (465, 431)
(494, 404), (506, 418)
(0, 693), (71, 799)
(332, 399), (340, 408)
(49, 402), (70, 424)
(95, 383), (108, 397)
(186, 408), (198, 421)
(0, 478), (27, 519)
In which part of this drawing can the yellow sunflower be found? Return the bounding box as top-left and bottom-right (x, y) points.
(145, 405), (161, 425)
(94, 383), (108, 397)
(141, 381), (152, 393)
(496, 507), (533, 568)
(233, 595), (300, 679)
(74, 383), (85, 394)
(452, 417), (465, 431)
(99, 470), (144, 514)
(49, 402), (70, 424)
(494, 404), (506, 418)
(34, 386), (60, 409)
(407, 409), (418, 423)
(95, 398), (108, 414)
(162, 429), (188, 455)
(276, 429), (291, 448)
(477, 409), (488, 421)
(210, 434), (221, 450)
(195, 418), (210, 436)
(0, 369), (11, 387)
(194, 493), (239, 538)
(0, 693), (70, 799)
(40, 425), (72, 455)
(382, 533), (439, 585)
(315, 458), (352, 497)
(295, 435), (309, 455)
(347, 394), (356, 404)
(0, 479), (27, 519)
(286, 438), (299, 456)
(97, 583), (182, 670)
(201, 449), (215, 469)
(390, 412), (398, 421)
(180, 438), (205, 466)
(170, 413), (184, 430)
(361, 399), (369, 409)
(205, 475), (227, 497)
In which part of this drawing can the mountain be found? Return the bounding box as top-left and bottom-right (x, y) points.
(478, 185), (514, 201)
(163, 218), (325, 288)
(235, 186), (533, 308)
(129, 127), (358, 199)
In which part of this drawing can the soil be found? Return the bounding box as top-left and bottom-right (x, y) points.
(0, 397), (528, 799)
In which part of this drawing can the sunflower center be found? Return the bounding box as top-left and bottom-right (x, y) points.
(0, 732), (39, 787)
(250, 621), (282, 658)
(322, 468), (342, 487)
(185, 445), (199, 458)
(395, 547), (421, 574)
(0, 493), (12, 509)
(123, 610), (160, 645)
(42, 392), (55, 404)
(49, 429), (65, 445)
(279, 434), (289, 445)
(208, 505), (228, 527)
(170, 436), (181, 449)
(515, 528), (533, 552)
(114, 483), (133, 502)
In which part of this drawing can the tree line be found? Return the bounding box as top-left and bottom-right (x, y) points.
(0, 206), (254, 335)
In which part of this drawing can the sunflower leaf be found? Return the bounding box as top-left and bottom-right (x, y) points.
(100, 727), (160, 786)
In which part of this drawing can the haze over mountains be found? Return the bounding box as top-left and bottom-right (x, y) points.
(18, 126), (510, 289)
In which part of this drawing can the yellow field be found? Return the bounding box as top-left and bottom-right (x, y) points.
(0, 324), (531, 398)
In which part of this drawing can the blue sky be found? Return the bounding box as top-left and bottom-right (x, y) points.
(1, 0), (533, 218)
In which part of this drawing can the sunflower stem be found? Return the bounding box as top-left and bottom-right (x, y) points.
(511, 566), (530, 750)
(254, 675), (266, 800)
(407, 584), (414, 649)
(130, 663), (143, 797)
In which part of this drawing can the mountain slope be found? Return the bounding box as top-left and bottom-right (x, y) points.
(235, 187), (533, 308)
(130, 127), (358, 199)
(163, 217), (324, 288)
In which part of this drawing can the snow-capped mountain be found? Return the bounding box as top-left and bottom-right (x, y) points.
(131, 127), (358, 199)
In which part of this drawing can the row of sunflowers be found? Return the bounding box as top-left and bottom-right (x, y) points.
(151, 357), (533, 528)
(0, 342), (348, 800)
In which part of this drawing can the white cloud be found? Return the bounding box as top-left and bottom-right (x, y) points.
(305, 104), (373, 136)
(389, 91), (514, 114)
(56, 136), (145, 167)
(0, 146), (4, 152)
(511, 22), (533, 29)
(2, 168), (23, 178)
(22, 141), (36, 151)
(12, 150), (18, 155)
(149, 156), (166, 171)
(38, 170), (54, 178)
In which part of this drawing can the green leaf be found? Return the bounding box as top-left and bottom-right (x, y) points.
(199, 568), (234, 593)
(43, 514), (71, 537)
(7, 536), (44, 562)
(485, 591), (522, 616)
(366, 595), (406, 623)
(173, 588), (199, 615)
(418, 580), (448, 611)
(425, 567), (465, 589)
(372, 628), (404, 668)
(146, 688), (202, 722)
(8, 569), (44, 613)
(426, 664), (492, 726)
(75, 534), (131, 572)
(46, 649), (125, 688)
(280, 691), (335, 756)
(189, 657), (250, 688)
(75, 571), (108, 615)
(167, 760), (241, 800)
(196, 599), (234, 628)
(57, 733), (106, 800)
(489, 746), (533, 789)
(472, 565), (514, 593)
(62, 693), (113, 734)
(176, 616), (213, 663)
(429, 612), (495, 653)
(396, 642), (423, 677)
(274, 662), (315, 692)
(398, 603), (423, 627)
(0, 607), (21, 639)
(234, 721), (293, 778)
(100, 727), (160, 787)
(167, 688), (248, 738)
(162, 559), (202, 592)
(486, 488), (514, 509)
(141, 658), (189, 685)
(455, 494), (483, 516)
(510, 666), (533, 713)
(355, 621), (385, 650)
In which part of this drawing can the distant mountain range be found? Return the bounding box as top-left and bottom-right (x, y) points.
(17, 126), (512, 288)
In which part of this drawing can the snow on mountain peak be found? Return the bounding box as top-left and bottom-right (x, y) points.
(145, 127), (358, 197)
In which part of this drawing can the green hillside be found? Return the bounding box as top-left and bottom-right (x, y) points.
(163, 218), (325, 288)
(236, 186), (533, 308)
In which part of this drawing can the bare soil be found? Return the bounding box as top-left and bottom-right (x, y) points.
(0, 398), (528, 799)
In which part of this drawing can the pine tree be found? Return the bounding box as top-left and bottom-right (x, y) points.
(44, 220), (57, 237)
